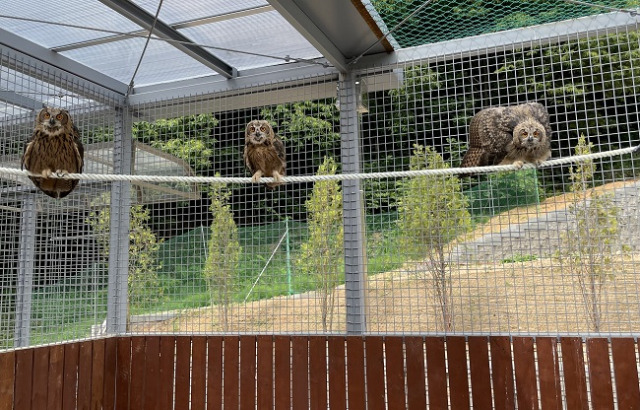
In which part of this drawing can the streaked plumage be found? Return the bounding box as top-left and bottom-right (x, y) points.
(461, 102), (552, 169)
(21, 107), (84, 199)
(243, 120), (286, 189)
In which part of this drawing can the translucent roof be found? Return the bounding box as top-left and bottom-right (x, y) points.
(0, 0), (325, 87)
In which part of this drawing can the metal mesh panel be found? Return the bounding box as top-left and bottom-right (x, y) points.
(369, 0), (636, 47)
(2, 5), (640, 353)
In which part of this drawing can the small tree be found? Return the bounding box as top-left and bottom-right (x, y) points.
(397, 144), (471, 331)
(204, 178), (241, 331)
(88, 194), (163, 311)
(296, 157), (344, 332)
(556, 135), (626, 331)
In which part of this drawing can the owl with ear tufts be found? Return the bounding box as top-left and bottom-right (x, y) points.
(461, 102), (552, 170)
(243, 119), (286, 189)
(21, 107), (84, 199)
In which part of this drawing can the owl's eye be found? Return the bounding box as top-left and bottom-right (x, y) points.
(43, 112), (50, 119)
(56, 114), (63, 121)
(250, 126), (255, 132)
(260, 126), (266, 132)
(533, 131), (539, 137)
(521, 130), (527, 137)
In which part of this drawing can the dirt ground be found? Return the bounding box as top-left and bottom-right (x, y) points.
(132, 179), (640, 335)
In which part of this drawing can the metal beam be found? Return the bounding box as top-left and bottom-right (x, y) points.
(0, 90), (42, 111)
(98, 0), (237, 79)
(0, 28), (128, 101)
(53, 5), (274, 52)
(267, 0), (349, 73)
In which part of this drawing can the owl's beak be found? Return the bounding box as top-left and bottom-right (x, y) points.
(49, 118), (56, 126)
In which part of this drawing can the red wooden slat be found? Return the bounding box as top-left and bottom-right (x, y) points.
(174, 336), (192, 409)
(76, 341), (93, 410)
(90, 339), (105, 410)
(240, 336), (257, 410)
(15, 348), (33, 410)
(405, 337), (426, 410)
(207, 337), (223, 410)
(129, 337), (146, 410)
(327, 336), (346, 410)
(384, 337), (406, 410)
(0, 351), (15, 410)
(292, 336), (309, 410)
(143, 337), (159, 410)
(446, 336), (470, 409)
(159, 337), (175, 410)
(513, 337), (539, 410)
(611, 338), (640, 408)
(536, 337), (562, 410)
(309, 336), (328, 410)
(346, 337), (366, 410)
(191, 336), (207, 410)
(490, 336), (515, 410)
(32, 347), (50, 409)
(560, 337), (588, 410)
(224, 336), (240, 409)
(257, 335), (274, 410)
(586, 338), (613, 410)
(468, 336), (492, 409)
(102, 338), (117, 410)
(115, 337), (131, 410)
(47, 345), (65, 410)
(364, 336), (385, 410)
(62, 343), (79, 410)
(274, 335), (290, 410)
(425, 337), (448, 409)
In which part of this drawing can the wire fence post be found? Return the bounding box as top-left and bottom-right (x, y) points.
(339, 72), (367, 334)
(106, 106), (133, 334)
(14, 195), (36, 347)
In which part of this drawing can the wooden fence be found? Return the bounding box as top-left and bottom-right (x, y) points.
(0, 335), (639, 409)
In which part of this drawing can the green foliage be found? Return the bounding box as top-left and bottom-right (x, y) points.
(397, 145), (471, 331)
(296, 157), (344, 332)
(465, 169), (542, 218)
(501, 254), (537, 264)
(88, 194), (164, 311)
(555, 135), (627, 331)
(204, 177), (241, 331)
(133, 114), (218, 172)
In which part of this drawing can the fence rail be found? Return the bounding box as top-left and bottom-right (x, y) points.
(0, 335), (639, 409)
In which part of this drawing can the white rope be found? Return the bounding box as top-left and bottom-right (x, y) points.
(3, 145), (637, 184)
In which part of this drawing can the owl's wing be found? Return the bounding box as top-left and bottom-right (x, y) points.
(21, 135), (35, 171)
(243, 141), (256, 174)
(72, 124), (84, 172)
(273, 135), (286, 169)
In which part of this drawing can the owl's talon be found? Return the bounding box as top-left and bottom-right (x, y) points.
(251, 171), (263, 183)
(512, 160), (524, 169)
(41, 169), (53, 179)
(272, 171), (284, 183)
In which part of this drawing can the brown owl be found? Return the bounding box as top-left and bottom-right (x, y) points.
(461, 102), (552, 169)
(243, 119), (286, 189)
(21, 107), (84, 199)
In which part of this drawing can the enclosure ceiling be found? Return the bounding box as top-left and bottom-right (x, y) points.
(0, 0), (393, 113)
(0, 0), (636, 115)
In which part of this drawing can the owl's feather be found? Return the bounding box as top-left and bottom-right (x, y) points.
(22, 107), (84, 199)
(243, 120), (286, 189)
(461, 102), (552, 169)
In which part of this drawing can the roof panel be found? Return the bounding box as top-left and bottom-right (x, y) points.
(179, 11), (322, 72)
(131, 0), (269, 24)
(0, 0), (142, 48)
(60, 38), (214, 86)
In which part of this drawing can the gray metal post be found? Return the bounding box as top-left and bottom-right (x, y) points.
(106, 106), (133, 334)
(339, 72), (367, 334)
(15, 195), (36, 347)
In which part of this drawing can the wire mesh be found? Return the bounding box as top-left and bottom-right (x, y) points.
(2, 4), (640, 353)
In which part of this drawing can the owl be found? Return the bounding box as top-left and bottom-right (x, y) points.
(460, 102), (552, 169)
(21, 107), (84, 199)
(243, 120), (286, 189)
